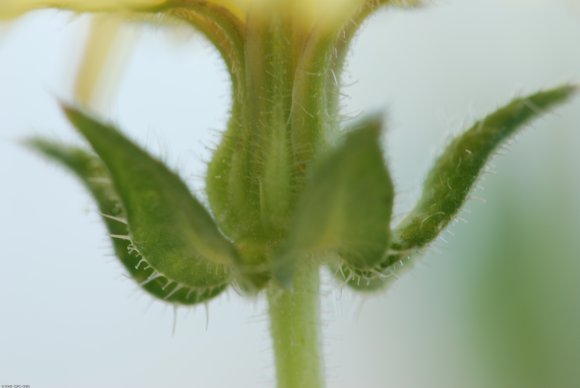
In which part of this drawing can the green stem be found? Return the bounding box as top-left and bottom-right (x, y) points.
(267, 265), (324, 388)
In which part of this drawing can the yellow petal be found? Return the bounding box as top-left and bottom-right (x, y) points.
(75, 16), (137, 111)
(295, 0), (366, 31)
(242, 0), (366, 32)
(0, 0), (165, 19)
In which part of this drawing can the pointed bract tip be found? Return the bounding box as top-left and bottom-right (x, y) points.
(60, 102), (83, 123)
(59, 99), (74, 114)
(352, 112), (384, 134)
(21, 136), (42, 150)
(544, 84), (579, 102)
(22, 137), (67, 158)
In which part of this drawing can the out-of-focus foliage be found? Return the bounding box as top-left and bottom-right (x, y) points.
(454, 134), (580, 387)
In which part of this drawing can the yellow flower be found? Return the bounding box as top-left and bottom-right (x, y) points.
(0, 0), (164, 18)
(0, 0), (418, 33)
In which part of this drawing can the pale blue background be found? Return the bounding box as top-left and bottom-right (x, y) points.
(1, 0), (580, 387)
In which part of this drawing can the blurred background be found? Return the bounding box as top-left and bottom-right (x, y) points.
(1, 0), (580, 387)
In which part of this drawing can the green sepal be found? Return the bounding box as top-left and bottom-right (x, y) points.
(394, 85), (577, 251)
(62, 104), (239, 291)
(27, 139), (226, 304)
(274, 116), (394, 286)
(335, 85), (577, 292)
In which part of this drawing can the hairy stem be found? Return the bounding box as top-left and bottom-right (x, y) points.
(267, 264), (324, 388)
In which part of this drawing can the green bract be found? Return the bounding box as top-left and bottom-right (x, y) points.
(32, 85), (576, 298)
(338, 86), (578, 291)
(27, 139), (225, 304)
(273, 116), (394, 285)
